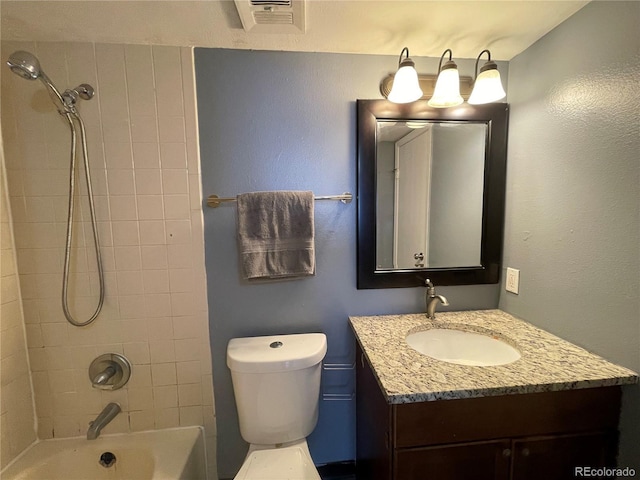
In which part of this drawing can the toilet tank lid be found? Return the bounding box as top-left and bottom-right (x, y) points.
(227, 333), (327, 373)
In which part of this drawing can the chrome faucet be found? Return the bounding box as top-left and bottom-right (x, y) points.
(88, 353), (131, 390)
(87, 402), (121, 440)
(425, 279), (449, 319)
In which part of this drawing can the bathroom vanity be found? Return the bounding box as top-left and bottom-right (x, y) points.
(350, 310), (638, 480)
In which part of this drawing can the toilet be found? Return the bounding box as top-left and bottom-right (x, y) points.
(227, 332), (327, 480)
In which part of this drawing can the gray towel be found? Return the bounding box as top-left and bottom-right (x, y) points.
(237, 191), (315, 280)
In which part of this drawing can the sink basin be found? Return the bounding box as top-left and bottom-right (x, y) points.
(406, 328), (521, 366)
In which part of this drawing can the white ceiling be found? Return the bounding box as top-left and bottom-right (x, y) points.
(0, 1), (588, 60)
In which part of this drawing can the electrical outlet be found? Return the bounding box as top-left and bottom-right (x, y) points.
(506, 267), (520, 294)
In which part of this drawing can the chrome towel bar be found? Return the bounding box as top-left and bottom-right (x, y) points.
(207, 192), (353, 208)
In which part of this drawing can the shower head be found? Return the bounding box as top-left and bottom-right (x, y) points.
(6, 50), (70, 113)
(7, 50), (41, 80)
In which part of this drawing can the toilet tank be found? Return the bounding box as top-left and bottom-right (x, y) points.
(227, 333), (327, 445)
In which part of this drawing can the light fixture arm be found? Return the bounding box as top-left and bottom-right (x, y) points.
(437, 49), (454, 72)
(399, 47), (410, 65)
(474, 49), (493, 79)
(398, 47), (416, 69)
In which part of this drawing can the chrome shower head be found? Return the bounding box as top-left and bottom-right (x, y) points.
(7, 50), (41, 80)
(7, 50), (95, 115)
(6, 50), (73, 113)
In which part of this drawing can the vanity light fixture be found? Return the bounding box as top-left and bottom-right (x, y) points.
(468, 49), (506, 105)
(428, 49), (464, 108)
(387, 47), (423, 104)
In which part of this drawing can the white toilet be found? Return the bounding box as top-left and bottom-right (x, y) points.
(227, 332), (327, 480)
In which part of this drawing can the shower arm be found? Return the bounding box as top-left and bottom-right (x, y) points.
(61, 84), (95, 114)
(39, 72), (94, 116)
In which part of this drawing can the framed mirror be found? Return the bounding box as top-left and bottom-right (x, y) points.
(357, 100), (509, 289)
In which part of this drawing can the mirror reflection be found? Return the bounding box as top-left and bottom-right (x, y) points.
(356, 100), (508, 289)
(375, 121), (487, 270)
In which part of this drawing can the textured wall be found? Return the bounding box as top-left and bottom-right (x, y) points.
(1, 41), (216, 477)
(1, 141), (37, 469)
(501, 1), (640, 467)
(195, 48), (508, 478)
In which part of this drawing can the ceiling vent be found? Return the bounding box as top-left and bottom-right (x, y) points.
(234, 0), (306, 34)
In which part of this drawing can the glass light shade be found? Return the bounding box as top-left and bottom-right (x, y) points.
(468, 68), (506, 104)
(387, 65), (423, 104)
(428, 67), (463, 108)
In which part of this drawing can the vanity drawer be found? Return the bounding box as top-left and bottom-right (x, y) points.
(392, 387), (621, 448)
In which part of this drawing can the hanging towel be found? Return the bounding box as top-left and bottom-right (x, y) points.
(236, 191), (315, 280)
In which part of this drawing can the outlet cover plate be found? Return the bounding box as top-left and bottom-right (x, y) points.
(506, 267), (520, 294)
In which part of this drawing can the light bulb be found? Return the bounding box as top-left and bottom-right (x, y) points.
(428, 67), (463, 108)
(468, 68), (506, 104)
(388, 64), (423, 104)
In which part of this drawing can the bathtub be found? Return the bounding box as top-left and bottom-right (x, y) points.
(0, 427), (206, 480)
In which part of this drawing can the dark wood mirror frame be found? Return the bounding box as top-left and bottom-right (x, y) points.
(357, 99), (509, 289)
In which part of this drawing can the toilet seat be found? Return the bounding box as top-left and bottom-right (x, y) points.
(234, 440), (321, 480)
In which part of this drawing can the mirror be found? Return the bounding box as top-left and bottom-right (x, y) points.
(376, 120), (487, 270)
(357, 100), (509, 289)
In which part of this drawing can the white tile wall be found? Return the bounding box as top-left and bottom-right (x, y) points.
(1, 144), (37, 469)
(1, 41), (215, 477)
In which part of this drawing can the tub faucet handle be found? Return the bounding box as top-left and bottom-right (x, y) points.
(92, 365), (116, 385)
(88, 353), (131, 390)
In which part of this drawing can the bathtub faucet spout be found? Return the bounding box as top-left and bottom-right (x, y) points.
(87, 402), (121, 440)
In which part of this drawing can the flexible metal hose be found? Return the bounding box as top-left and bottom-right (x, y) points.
(61, 111), (105, 326)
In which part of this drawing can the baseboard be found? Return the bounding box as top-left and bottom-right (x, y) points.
(317, 460), (356, 479)
(219, 460), (356, 480)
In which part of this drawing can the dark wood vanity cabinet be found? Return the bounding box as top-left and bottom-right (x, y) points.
(394, 440), (512, 480)
(355, 342), (621, 480)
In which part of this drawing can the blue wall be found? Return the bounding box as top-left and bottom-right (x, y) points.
(195, 49), (505, 478)
(500, 1), (640, 467)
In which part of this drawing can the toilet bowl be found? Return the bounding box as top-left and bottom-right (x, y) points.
(234, 440), (319, 480)
(227, 333), (327, 480)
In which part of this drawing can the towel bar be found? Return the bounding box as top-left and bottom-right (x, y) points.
(322, 392), (355, 401)
(207, 192), (352, 208)
(322, 362), (356, 371)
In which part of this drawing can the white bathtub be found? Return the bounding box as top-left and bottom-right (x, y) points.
(0, 427), (207, 480)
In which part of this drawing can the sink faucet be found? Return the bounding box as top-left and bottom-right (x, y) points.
(87, 402), (121, 440)
(425, 279), (449, 319)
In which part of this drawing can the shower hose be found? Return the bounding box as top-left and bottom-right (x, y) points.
(60, 110), (105, 326)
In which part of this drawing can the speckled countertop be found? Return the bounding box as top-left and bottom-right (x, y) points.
(349, 309), (638, 404)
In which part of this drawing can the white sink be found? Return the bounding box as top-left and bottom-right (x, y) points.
(406, 328), (521, 366)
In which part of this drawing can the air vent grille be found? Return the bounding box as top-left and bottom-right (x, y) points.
(253, 11), (294, 25)
(251, 0), (292, 6)
(234, 0), (305, 33)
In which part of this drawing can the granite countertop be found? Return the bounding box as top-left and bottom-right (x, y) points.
(349, 309), (638, 404)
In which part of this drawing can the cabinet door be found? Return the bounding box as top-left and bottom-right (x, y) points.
(511, 432), (618, 480)
(356, 345), (392, 480)
(395, 440), (511, 480)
